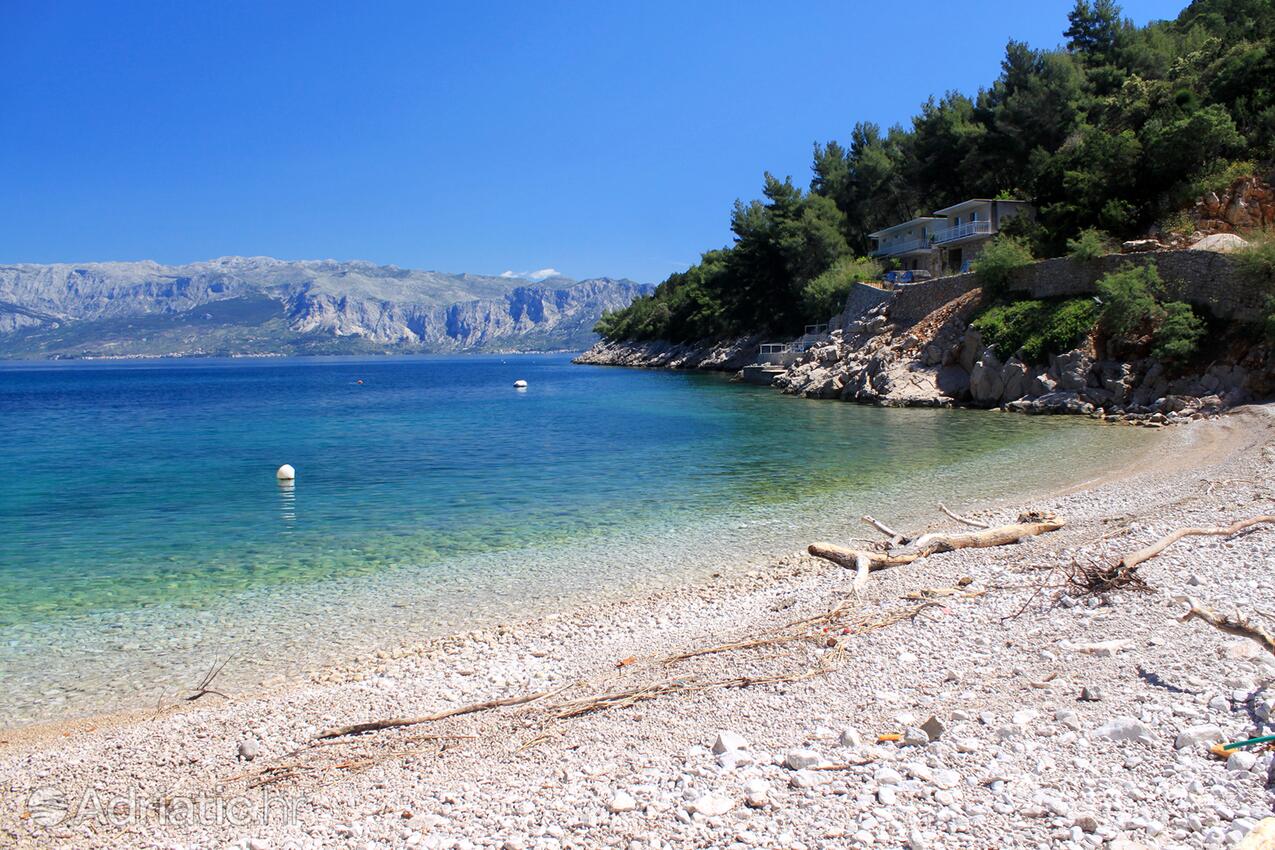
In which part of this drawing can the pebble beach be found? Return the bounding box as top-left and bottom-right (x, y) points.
(3, 405), (1275, 850)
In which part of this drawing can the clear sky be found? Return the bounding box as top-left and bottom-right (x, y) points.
(2, 0), (1184, 283)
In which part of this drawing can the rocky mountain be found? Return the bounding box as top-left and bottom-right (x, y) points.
(0, 256), (653, 358)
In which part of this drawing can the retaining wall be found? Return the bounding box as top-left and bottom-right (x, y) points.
(844, 250), (1268, 328)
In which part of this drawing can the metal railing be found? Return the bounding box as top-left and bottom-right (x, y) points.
(870, 237), (933, 257)
(931, 220), (993, 244)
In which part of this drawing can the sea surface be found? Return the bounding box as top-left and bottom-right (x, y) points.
(0, 353), (1147, 726)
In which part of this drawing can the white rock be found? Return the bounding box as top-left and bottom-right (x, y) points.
(1227, 751), (1258, 772)
(743, 779), (769, 808)
(875, 767), (903, 785)
(608, 791), (637, 813)
(783, 748), (822, 770)
(1174, 724), (1224, 750)
(1092, 717), (1156, 745)
(838, 727), (862, 748)
(877, 786), (898, 805)
(712, 731), (749, 754)
(931, 769), (960, 790)
(1222, 640), (1263, 660)
(1075, 639), (1132, 657)
(687, 793), (734, 817)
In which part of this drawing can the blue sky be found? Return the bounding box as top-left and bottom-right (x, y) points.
(1, 1), (1183, 283)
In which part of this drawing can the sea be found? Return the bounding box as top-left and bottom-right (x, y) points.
(0, 353), (1146, 726)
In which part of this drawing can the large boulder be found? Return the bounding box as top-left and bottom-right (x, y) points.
(969, 350), (1005, 405)
(1000, 358), (1030, 402)
(957, 327), (984, 374)
(1190, 232), (1249, 253)
(1050, 350), (1094, 391)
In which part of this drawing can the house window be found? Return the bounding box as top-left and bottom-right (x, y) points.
(971, 210), (978, 221)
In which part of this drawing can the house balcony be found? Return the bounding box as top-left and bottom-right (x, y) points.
(931, 220), (993, 245)
(870, 238), (934, 257)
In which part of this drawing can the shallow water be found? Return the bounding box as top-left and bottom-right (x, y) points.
(0, 353), (1147, 726)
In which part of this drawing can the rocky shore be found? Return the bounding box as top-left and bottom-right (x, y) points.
(4, 407), (1275, 849)
(576, 287), (1273, 425)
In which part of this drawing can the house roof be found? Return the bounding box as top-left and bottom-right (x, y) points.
(868, 217), (945, 239)
(932, 198), (1031, 216)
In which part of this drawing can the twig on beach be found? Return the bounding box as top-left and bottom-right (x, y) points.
(1178, 596), (1275, 655)
(861, 515), (908, 546)
(938, 504), (991, 528)
(186, 655), (233, 702)
(317, 681), (577, 739)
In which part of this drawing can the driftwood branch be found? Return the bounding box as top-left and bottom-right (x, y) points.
(862, 515), (908, 546)
(939, 503), (990, 529)
(811, 512), (1065, 578)
(1115, 515), (1275, 572)
(187, 656), (232, 702)
(1179, 596), (1275, 655)
(318, 687), (564, 739)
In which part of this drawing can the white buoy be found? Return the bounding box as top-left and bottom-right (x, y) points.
(276, 463), (296, 481)
(513, 379), (528, 388)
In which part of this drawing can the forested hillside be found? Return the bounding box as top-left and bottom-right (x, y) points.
(598, 0), (1274, 342)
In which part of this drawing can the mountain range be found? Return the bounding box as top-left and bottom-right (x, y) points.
(0, 256), (653, 358)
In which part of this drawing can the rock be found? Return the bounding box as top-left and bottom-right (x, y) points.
(1079, 686), (1104, 702)
(1073, 815), (1099, 834)
(1190, 232), (1249, 252)
(1237, 817), (1275, 849)
(1075, 638), (1132, 657)
(931, 769), (960, 790)
(1121, 238), (1168, 253)
(875, 767), (903, 785)
(920, 716), (945, 742)
(901, 726), (929, 747)
(1228, 751), (1258, 772)
(1175, 724), (1225, 750)
(246, 840), (270, 850)
(789, 770), (819, 789)
(783, 748), (822, 770)
(687, 793), (735, 817)
(743, 779), (769, 809)
(711, 731), (748, 754)
(1092, 717), (1156, 744)
(1050, 350), (1094, 392)
(1222, 640), (1263, 660)
(607, 791), (637, 813)
(838, 727), (862, 748)
(237, 739), (260, 761)
(877, 785), (898, 805)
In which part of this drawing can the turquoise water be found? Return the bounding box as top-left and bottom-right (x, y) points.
(0, 354), (1146, 725)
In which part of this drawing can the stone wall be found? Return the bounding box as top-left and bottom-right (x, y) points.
(845, 249), (1269, 328)
(840, 283), (895, 332)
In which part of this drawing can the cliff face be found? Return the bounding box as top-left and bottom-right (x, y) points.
(0, 257), (652, 358)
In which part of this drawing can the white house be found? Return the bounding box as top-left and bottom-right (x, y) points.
(867, 216), (945, 275)
(929, 199), (1034, 273)
(869, 199), (1034, 277)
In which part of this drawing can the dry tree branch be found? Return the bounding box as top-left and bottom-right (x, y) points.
(1115, 515), (1275, 573)
(1178, 596), (1275, 655)
(318, 683), (575, 739)
(939, 503), (991, 528)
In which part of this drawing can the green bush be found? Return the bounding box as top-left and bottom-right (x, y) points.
(1066, 227), (1110, 262)
(1150, 301), (1205, 362)
(1264, 296), (1275, 344)
(1096, 263), (1163, 336)
(972, 235), (1034, 296)
(1233, 231), (1275, 288)
(970, 297), (1097, 363)
(800, 256), (882, 321)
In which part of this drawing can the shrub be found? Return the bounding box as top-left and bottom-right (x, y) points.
(972, 235), (1034, 296)
(1265, 296), (1275, 344)
(1151, 301), (1205, 362)
(800, 256), (882, 321)
(1096, 263), (1163, 336)
(1233, 230), (1275, 289)
(970, 297), (1097, 363)
(1066, 227), (1110, 262)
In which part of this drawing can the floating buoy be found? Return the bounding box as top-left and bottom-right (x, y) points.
(276, 464), (296, 480)
(356, 379), (364, 385)
(513, 379), (528, 388)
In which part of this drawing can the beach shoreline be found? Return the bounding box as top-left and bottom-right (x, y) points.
(3, 405), (1273, 849)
